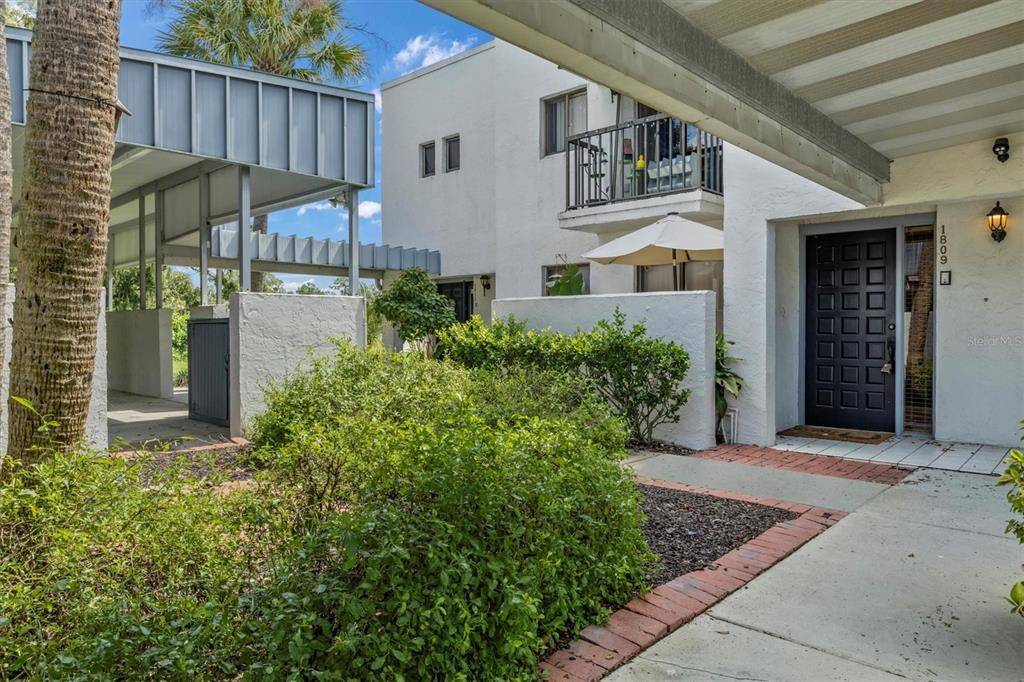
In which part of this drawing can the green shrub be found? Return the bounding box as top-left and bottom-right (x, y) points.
(171, 309), (189, 357)
(246, 345), (651, 678)
(715, 334), (744, 429)
(3, 347), (652, 679)
(439, 310), (691, 444)
(0, 451), (276, 679)
(996, 422), (1024, 616)
(253, 413), (651, 679)
(370, 268), (456, 352)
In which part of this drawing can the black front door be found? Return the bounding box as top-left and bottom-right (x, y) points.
(806, 229), (896, 431)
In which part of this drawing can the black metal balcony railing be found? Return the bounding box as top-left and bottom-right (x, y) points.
(565, 114), (723, 212)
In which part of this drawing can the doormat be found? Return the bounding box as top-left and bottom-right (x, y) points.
(778, 425), (894, 445)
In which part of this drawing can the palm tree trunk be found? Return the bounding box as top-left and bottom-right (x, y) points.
(0, 9), (12, 428)
(250, 213), (268, 292)
(8, 0), (122, 459)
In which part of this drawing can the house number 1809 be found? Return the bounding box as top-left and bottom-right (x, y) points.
(939, 225), (948, 265)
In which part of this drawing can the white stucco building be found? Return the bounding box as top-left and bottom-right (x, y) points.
(385, 1), (1023, 452)
(382, 40), (726, 324)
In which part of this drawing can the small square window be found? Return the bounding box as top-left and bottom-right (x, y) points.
(420, 141), (435, 177)
(444, 135), (460, 172)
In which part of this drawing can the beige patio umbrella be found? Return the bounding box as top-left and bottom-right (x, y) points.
(582, 212), (724, 265)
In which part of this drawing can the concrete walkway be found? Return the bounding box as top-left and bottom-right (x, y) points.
(773, 433), (1011, 475)
(614, 455), (1023, 681)
(107, 389), (230, 450)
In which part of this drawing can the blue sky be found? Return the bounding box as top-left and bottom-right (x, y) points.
(119, 0), (489, 289)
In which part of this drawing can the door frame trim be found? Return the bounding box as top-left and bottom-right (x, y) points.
(798, 212), (935, 435)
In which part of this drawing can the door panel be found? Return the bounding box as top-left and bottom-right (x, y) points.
(806, 229), (896, 431)
(188, 319), (230, 426)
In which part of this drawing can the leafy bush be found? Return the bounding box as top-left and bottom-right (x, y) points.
(251, 345), (651, 677)
(370, 268), (456, 352)
(254, 413), (650, 678)
(715, 334), (744, 430)
(0, 451), (273, 679)
(1, 346), (653, 679)
(996, 422), (1024, 616)
(171, 309), (189, 357)
(438, 310), (691, 444)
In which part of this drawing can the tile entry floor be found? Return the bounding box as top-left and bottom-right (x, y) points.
(772, 433), (1012, 475)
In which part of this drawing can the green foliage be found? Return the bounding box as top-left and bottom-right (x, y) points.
(715, 334), (744, 427)
(546, 263), (585, 296)
(1, 346), (651, 678)
(996, 423), (1024, 616)
(295, 280), (324, 295)
(248, 344), (650, 678)
(370, 268), (457, 349)
(438, 310), (691, 444)
(0, 451), (276, 679)
(159, 0), (367, 83)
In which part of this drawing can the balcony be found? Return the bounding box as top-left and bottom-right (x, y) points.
(559, 115), (724, 234)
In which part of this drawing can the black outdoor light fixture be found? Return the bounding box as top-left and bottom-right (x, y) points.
(480, 274), (491, 291)
(993, 137), (1010, 163)
(987, 201), (1008, 243)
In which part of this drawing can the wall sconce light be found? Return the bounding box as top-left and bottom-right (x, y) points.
(987, 201), (1008, 242)
(992, 137), (1010, 163)
(480, 274), (492, 291)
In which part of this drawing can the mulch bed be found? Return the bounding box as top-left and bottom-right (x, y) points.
(117, 444), (255, 484)
(628, 441), (694, 457)
(639, 483), (797, 586)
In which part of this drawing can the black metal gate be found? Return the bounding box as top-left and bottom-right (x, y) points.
(188, 318), (230, 426)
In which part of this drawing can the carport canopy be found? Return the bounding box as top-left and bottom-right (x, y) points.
(5, 26), (440, 305)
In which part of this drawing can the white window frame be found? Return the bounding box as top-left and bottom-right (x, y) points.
(541, 88), (587, 157)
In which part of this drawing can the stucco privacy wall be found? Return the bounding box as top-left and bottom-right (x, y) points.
(106, 309), (174, 400)
(933, 197), (1023, 447)
(190, 304), (229, 320)
(229, 293), (366, 437)
(493, 292), (716, 450)
(723, 143), (862, 446)
(0, 285), (107, 452)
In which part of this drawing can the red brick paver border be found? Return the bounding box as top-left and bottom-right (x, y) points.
(537, 477), (848, 681)
(693, 444), (913, 485)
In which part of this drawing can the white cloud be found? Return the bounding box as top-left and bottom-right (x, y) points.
(358, 200), (381, 219)
(393, 34), (476, 73)
(372, 87), (382, 112)
(296, 200), (336, 217)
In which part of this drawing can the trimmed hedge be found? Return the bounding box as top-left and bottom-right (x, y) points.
(438, 311), (692, 444)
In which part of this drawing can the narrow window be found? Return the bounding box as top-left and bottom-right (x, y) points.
(444, 134), (460, 172)
(542, 88), (587, 155)
(421, 141), (435, 177)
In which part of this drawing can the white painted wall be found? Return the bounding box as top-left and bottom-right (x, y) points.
(381, 40), (635, 306)
(190, 304), (229, 319)
(493, 292), (716, 450)
(722, 143), (862, 445)
(229, 293), (366, 437)
(933, 197), (1023, 447)
(0, 285), (107, 452)
(106, 309), (174, 400)
(885, 132), (1024, 208)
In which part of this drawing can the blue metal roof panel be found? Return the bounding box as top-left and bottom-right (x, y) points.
(4, 26), (374, 188)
